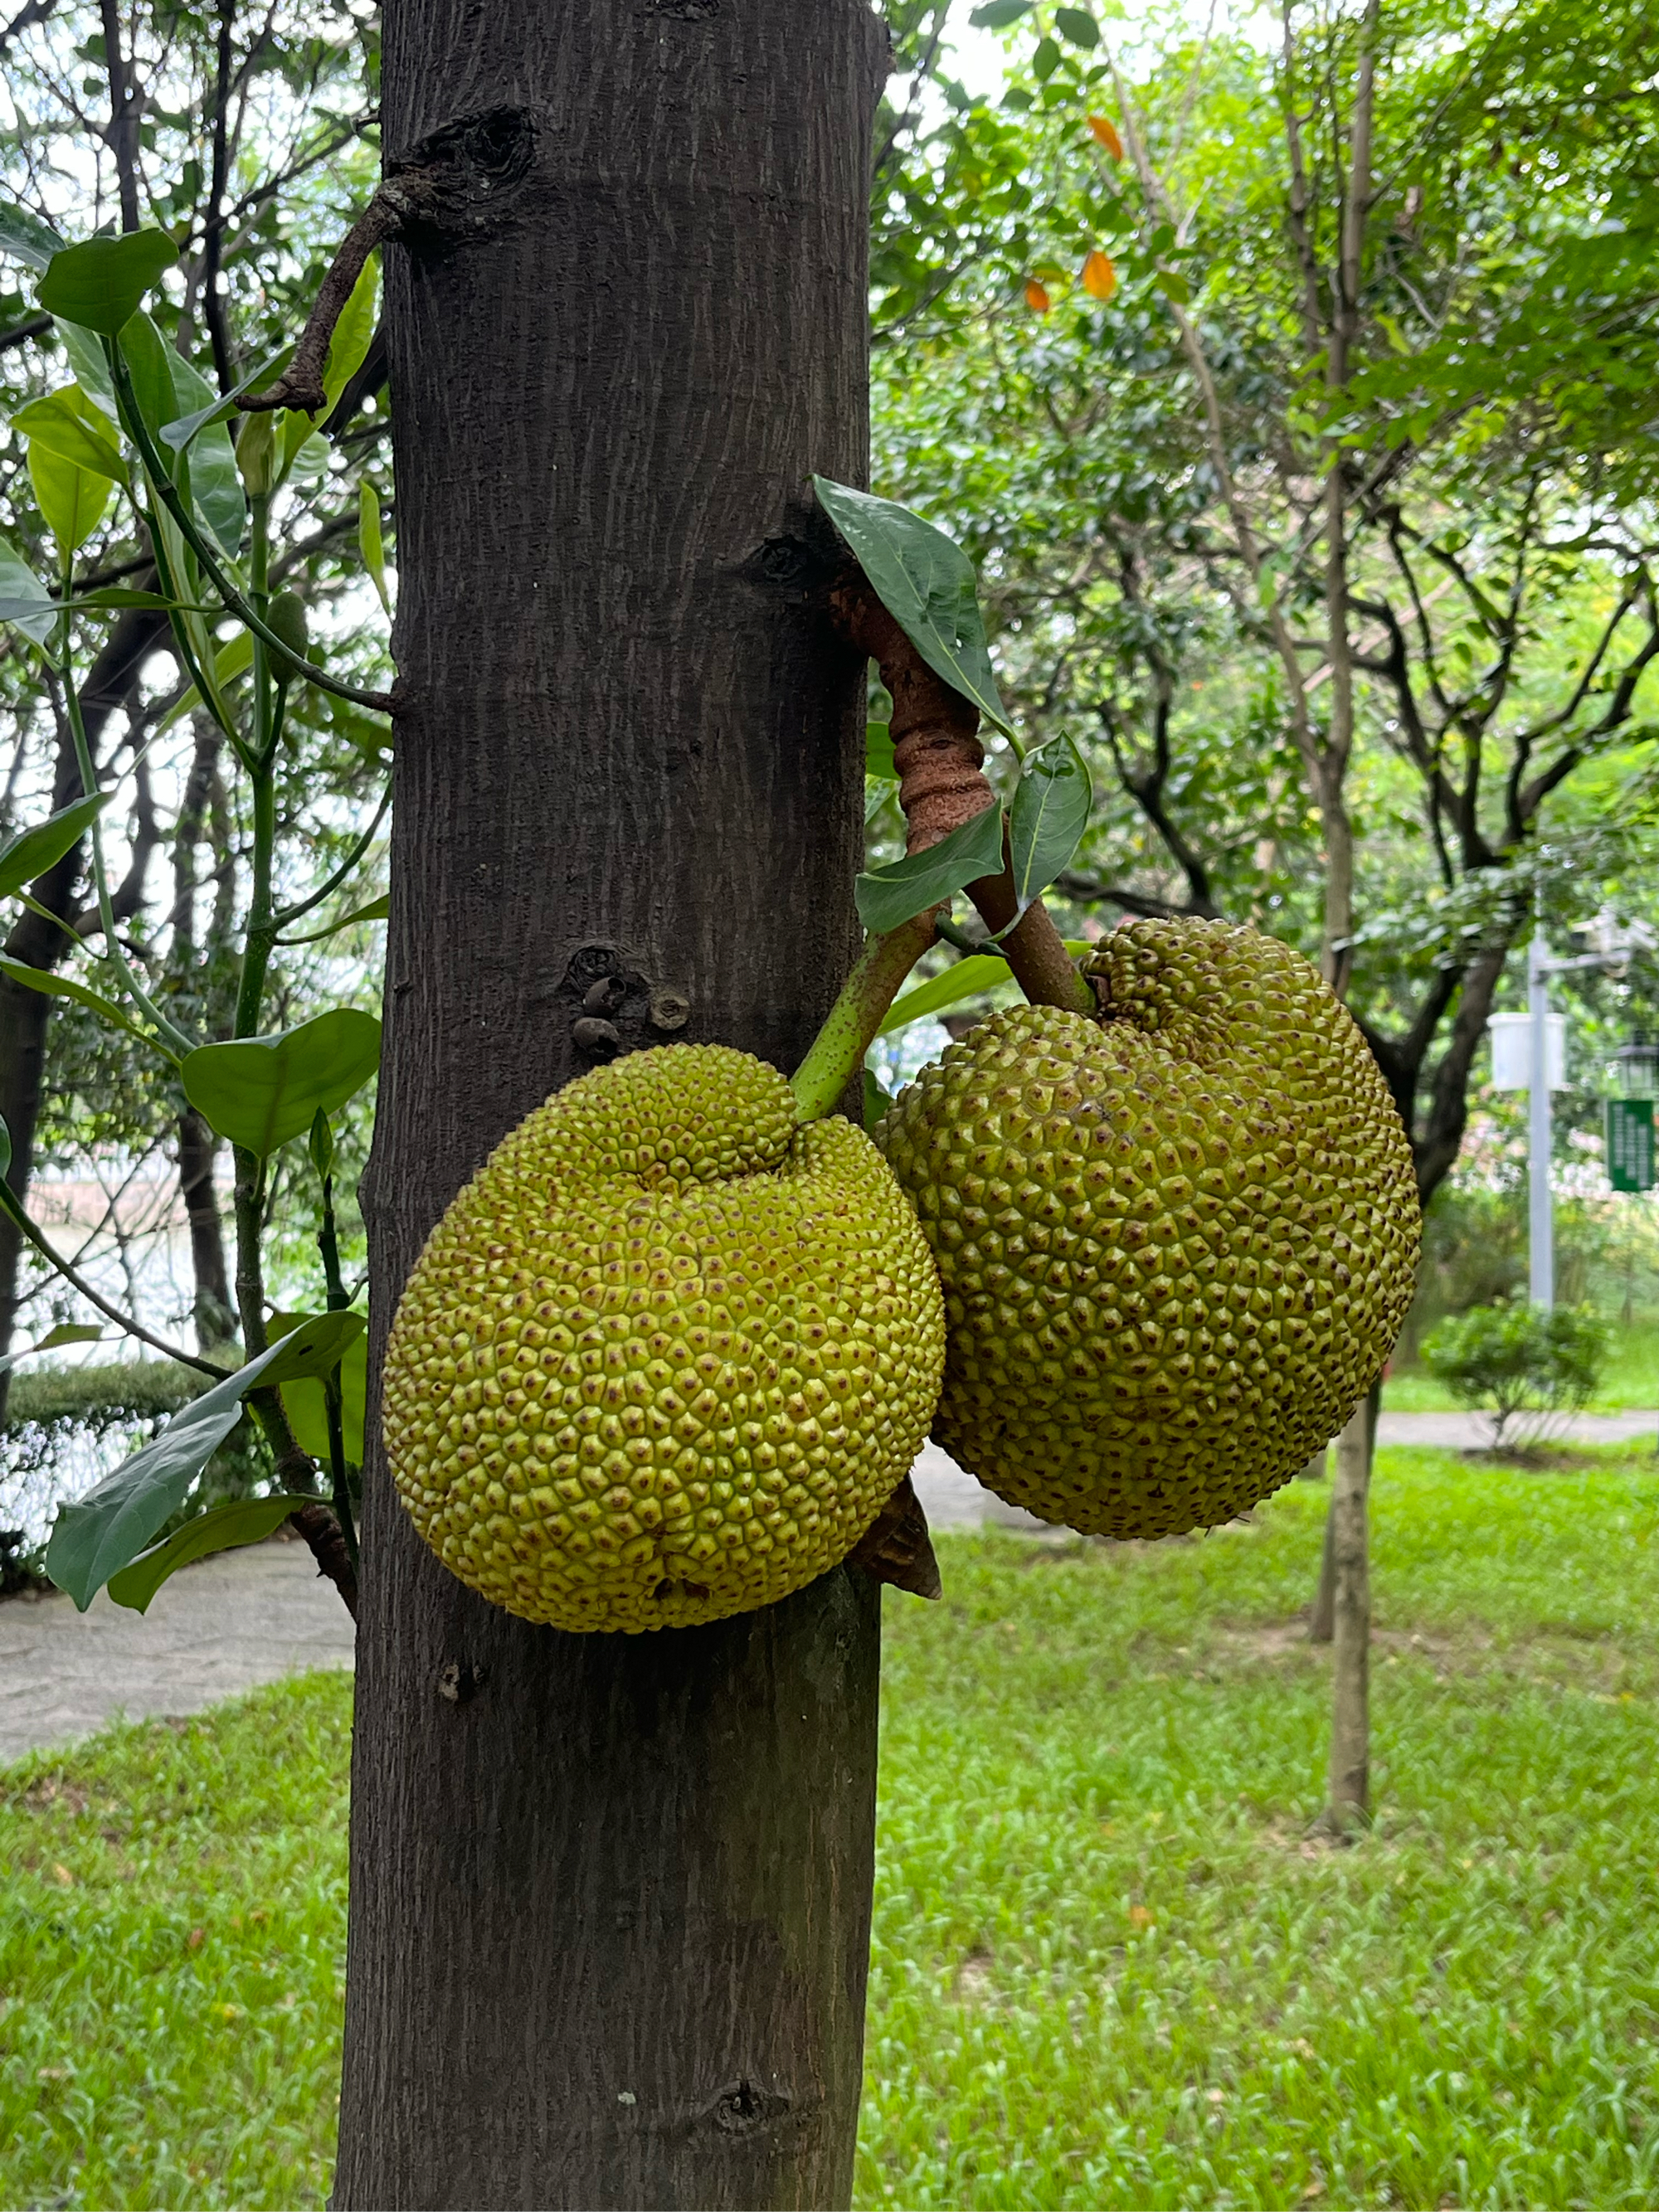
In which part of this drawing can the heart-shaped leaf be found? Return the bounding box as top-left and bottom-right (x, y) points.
(1006, 736), (1092, 920)
(43, 1310), (364, 1609)
(107, 1493), (314, 1614)
(814, 477), (1014, 737)
(0, 792), (109, 900)
(37, 231), (179, 336)
(854, 801), (1007, 934)
(182, 1008), (382, 1156)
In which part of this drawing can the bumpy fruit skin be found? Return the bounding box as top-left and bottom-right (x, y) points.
(382, 1043), (945, 1632)
(875, 919), (1421, 1539)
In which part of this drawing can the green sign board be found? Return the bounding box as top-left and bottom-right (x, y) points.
(1607, 1096), (1656, 1193)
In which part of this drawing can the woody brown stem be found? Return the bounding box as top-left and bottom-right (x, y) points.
(238, 176), (435, 416)
(830, 576), (1095, 1016)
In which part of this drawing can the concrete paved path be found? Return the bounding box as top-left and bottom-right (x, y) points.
(5, 1410), (1653, 1764)
(0, 1539), (354, 1765)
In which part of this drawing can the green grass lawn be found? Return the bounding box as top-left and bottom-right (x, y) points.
(6, 1447), (1659, 2209)
(1384, 1314), (1659, 1412)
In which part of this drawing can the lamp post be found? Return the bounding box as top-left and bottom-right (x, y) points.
(1516, 910), (1655, 1309)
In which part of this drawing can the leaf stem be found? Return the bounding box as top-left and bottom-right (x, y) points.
(791, 912), (937, 1123)
(105, 338), (394, 715)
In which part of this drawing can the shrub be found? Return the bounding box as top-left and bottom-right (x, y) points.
(1420, 1300), (1608, 1449)
(1, 1360), (265, 1573)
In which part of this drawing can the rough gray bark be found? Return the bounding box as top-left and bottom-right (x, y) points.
(333, 7), (889, 2209)
(1320, 1388), (1378, 1834)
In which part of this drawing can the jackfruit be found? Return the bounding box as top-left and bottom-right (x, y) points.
(874, 918), (1420, 1537)
(382, 1043), (945, 1631)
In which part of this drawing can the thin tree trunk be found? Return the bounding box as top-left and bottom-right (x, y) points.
(1320, 1388), (1378, 1834)
(171, 719), (236, 1351)
(333, 7), (888, 2208)
(1309, 1494), (1335, 1641)
(0, 605), (169, 1423)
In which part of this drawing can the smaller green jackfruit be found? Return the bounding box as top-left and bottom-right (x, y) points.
(382, 1043), (945, 1632)
(876, 919), (1421, 1538)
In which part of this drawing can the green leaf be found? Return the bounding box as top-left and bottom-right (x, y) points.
(158, 345), (285, 453)
(106, 1494), (312, 1615)
(43, 1310), (364, 1610)
(278, 892), (391, 947)
(1055, 7), (1100, 42)
(864, 775), (898, 825)
(164, 344), (245, 557)
(0, 1321), (105, 1378)
(862, 1069), (891, 1130)
(878, 953), (1010, 1036)
(322, 253), (378, 415)
(970, 0), (1032, 20)
(181, 1008), (382, 1156)
(115, 312), (179, 447)
(0, 953), (168, 1053)
(1006, 735), (1092, 918)
(1153, 267), (1192, 306)
(12, 386), (126, 480)
(814, 477), (1014, 737)
(0, 539), (55, 645)
(866, 720), (895, 777)
(0, 792), (109, 899)
(0, 197), (65, 273)
(37, 231), (178, 336)
(854, 802), (1006, 934)
(280, 1330), (367, 1467)
(56, 319), (117, 413)
(359, 480), (391, 614)
(28, 440), (112, 557)
(308, 1108), (335, 1182)
(1032, 34), (1062, 78)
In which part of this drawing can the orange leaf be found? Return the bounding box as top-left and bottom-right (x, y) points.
(1088, 114), (1124, 160)
(1024, 278), (1052, 314)
(1082, 249), (1117, 301)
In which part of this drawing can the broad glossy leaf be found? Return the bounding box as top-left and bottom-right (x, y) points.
(43, 1310), (363, 1609)
(37, 231), (178, 336)
(166, 345), (245, 557)
(0, 539), (54, 645)
(878, 953), (1010, 1036)
(107, 1493), (312, 1614)
(814, 477), (1014, 737)
(29, 440), (112, 556)
(0, 793), (108, 899)
(56, 319), (117, 413)
(182, 1008), (382, 1155)
(359, 481), (390, 613)
(280, 1330), (367, 1466)
(1055, 7), (1100, 45)
(117, 312), (181, 450)
(12, 387), (125, 480)
(0, 1321), (105, 1378)
(158, 346), (285, 453)
(0, 197), (65, 272)
(854, 801), (1006, 934)
(1007, 737), (1092, 919)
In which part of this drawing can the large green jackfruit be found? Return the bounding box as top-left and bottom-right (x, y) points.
(875, 919), (1420, 1538)
(383, 1043), (944, 1631)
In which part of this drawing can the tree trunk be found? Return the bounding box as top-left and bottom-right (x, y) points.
(0, 606), (169, 1423)
(1320, 1388), (1378, 1835)
(333, 8), (888, 2210)
(178, 1106), (234, 1349)
(1309, 1496), (1335, 1642)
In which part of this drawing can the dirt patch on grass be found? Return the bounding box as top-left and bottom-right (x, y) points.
(1209, 1615), (1638, 1694)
